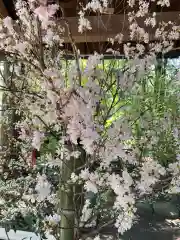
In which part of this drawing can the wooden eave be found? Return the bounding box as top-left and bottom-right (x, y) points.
(62, 11), (180, 43)
(0, 0), (8, 18)
(1, 0), (180, 55)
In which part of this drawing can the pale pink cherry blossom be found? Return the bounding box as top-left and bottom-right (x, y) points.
(128, 0), (135, 7)
(81, 127), (99, 153)
(144, 17), (156, 27)
(63, 96), (81, 119)
(48, 4), (59, 17)
(115, 33), (124, 44)
(84, 180), (98, 194)
(46, 89), (58, 105)
(168, 177), (180, 194)
(34, 6), (49, 22)
(45, 214), (61, 224)
(18, 127), (29, 141)
(35, 174), (51, 202)
(107, 171), (135, 233)
(71, 172), (79, 183)
(34, 4), (58, 22)
(89, 172), (99, 183)
(136, 0), (149, 17)
(157, 0), (170, 7)
(43, 28), (54, 45)
(66, 118), (82, 145)
(80, 168), (90, 181)
(137, 157), (166, 195)
(44, 68), (64, 88)
(78, 11), (92, 33)
(85, 52), (103, 74)
(32, 130), (44, 151)
(3, 17), (14, 33)
(44, 109), (57, 125)
(80, 199), (93, 226)
(94, 235), (101, 240)
(14, 42), (28, 54)
(84, 0), (103, 12)
(115, 211), (135, 234)
(122, 170), (133, 187)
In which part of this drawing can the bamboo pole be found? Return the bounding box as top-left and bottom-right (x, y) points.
(0, 60), (9, 147)
(59, 159), (75, 240)
(58, 145), (86, 240)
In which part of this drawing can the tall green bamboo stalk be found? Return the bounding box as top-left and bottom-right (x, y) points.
(59, 157), (75, 240)
(0, 60), (9, 147)
(58, 145), (86, 240)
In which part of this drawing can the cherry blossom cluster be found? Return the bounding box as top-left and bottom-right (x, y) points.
(0, 0), (179, 239)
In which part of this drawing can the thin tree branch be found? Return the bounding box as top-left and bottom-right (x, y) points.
(81, 219), (115, 239)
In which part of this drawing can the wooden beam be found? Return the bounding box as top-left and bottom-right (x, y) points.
(0, 0), (9, 18)
(62, 11), (180, 43)
(59, 0), (77, 9)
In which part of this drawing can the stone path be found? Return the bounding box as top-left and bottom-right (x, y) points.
(122, 217), (180, 240)
(99, 216), (180, 240)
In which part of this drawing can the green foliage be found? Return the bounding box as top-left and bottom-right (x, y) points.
(40, 135), (58, 155)
(128, 59), (179, 165)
